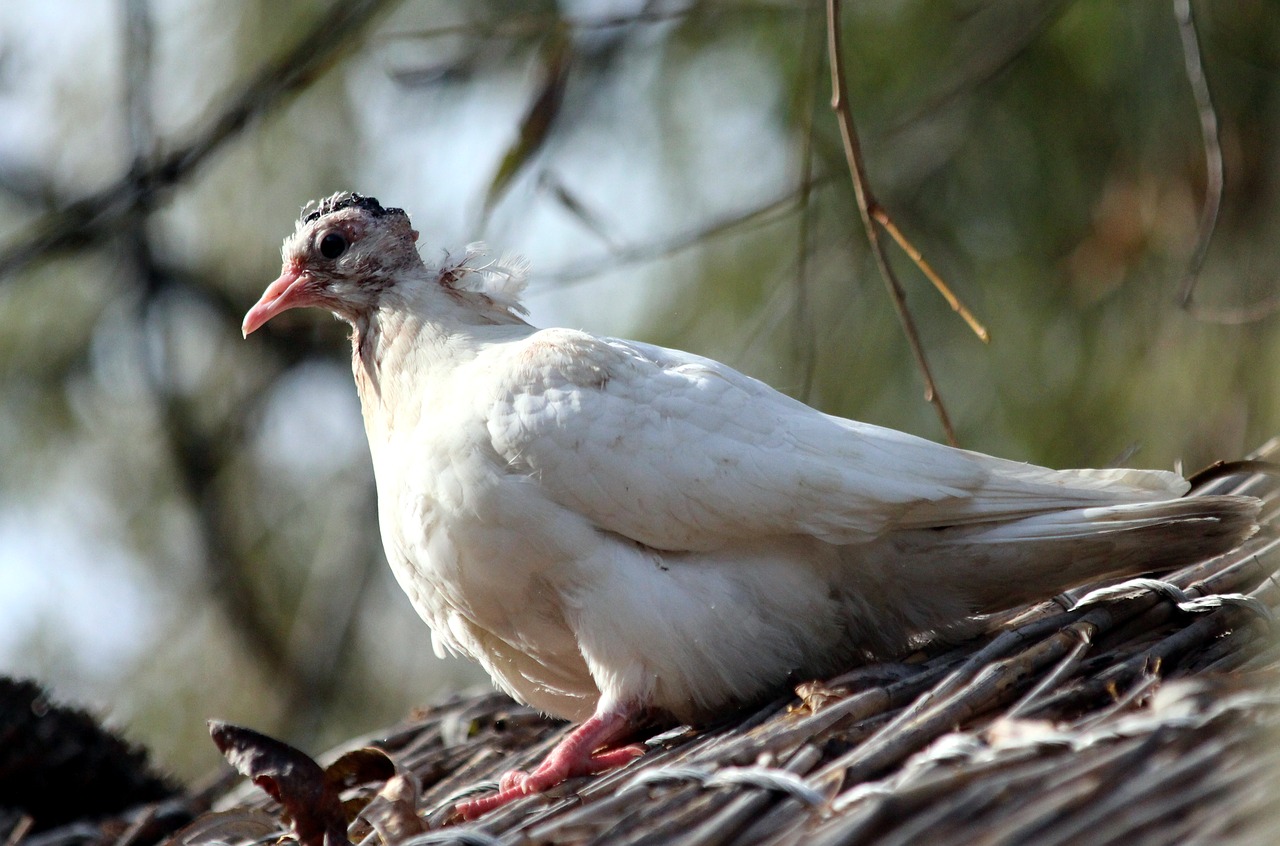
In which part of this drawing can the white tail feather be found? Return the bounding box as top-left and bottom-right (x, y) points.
(852, 495), (1260, 645)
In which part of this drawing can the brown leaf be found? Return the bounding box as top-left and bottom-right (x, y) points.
(357, 774), (425, 845)
(793, 681), (848, 714)
(208, 721), (351, 846)
(539, 171), (618, 249)
(324, 747), (397, 793)
(324, 747), (400, 833)
(482, 25), (573, 216)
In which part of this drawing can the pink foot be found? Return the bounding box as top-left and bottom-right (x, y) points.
(455, 709), (644, 819)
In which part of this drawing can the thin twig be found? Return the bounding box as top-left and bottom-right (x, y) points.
(122, 0), (156, 170)
(3, 815), (33, 846)
(791, 1), (824, 403)
(1171, 0), (1220, 312)
(1186, 459), (1280, 491)
(1006, 625), (1093, 718)
(884, 0), (1067, 139)
(384, 2), (793, 45)
(872, 209), (989, 342)
(1173, 0), (1280, 323)
(537, 177), (833, 285)
(827, 0), (957, 444)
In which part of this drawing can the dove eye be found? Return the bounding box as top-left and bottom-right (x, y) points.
(318, 232), (347, 260)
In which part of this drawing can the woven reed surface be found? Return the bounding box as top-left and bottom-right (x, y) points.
(25, 442), (1278, 846)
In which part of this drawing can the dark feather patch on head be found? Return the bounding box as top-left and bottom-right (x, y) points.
(302, 192), (407, 225)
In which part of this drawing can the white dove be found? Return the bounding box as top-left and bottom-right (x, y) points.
(243, 193), (1258, 818)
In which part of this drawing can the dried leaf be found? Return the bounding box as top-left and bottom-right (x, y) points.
(357, 775), (425, 845)
(482, 25), (572, 216)
(539, 171), (618, 249)
(208, 721), (350, 846)
(793, 681), (848, 714)
(324, 748), (397, 794)
(324, 747), (400, 835)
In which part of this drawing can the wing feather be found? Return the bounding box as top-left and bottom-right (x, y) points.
(485, 329), (1186, 552)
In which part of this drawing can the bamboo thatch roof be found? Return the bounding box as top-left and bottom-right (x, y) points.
(9, 440), (1279, 846)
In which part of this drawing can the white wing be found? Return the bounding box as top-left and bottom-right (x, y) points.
(485, 329), (1186, 552)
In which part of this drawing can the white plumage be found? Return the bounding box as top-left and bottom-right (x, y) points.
(243, 193), (1258, 817)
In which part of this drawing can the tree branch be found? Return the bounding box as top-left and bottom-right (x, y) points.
(826, 0), (959, 445)
(0, 0), (403, 279)
(1173, 0), (1280, 324)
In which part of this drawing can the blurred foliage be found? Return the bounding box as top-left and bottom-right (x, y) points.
(0, 0), (1277, 781)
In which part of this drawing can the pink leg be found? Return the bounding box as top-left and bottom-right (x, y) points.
(455, 706), (644, 819)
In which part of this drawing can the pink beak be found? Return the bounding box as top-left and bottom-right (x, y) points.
(242, 266), (311, 337)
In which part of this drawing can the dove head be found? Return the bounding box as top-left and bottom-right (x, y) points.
(242, 192), (424, 336)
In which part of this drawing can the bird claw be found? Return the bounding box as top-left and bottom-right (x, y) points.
(454, 767), (561, 819)
(587, 743), (646, 769)
(455, 786), (524, 820)
(454, 708), (645, 819)
(498, 768), (532, 793)
(454, 744), (647, 819)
